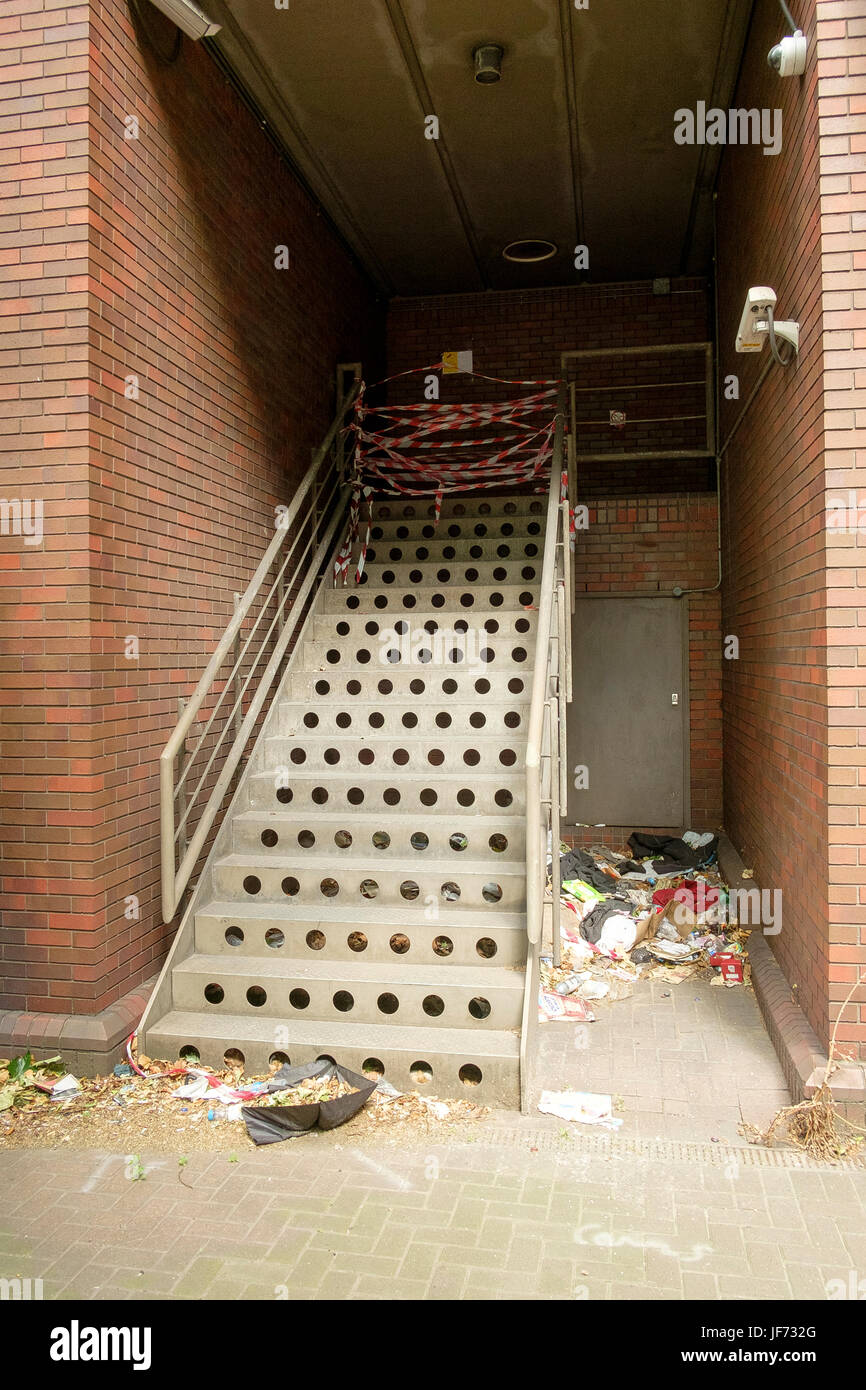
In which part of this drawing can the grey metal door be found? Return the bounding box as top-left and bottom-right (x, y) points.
(566, 597), (687, 828)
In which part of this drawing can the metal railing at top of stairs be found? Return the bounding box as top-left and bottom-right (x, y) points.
(159, 383), (361, 923)
(521, 383), (574, 1109)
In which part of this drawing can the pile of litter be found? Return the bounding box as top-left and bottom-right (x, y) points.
(540, 830), (751, 1024)
(0, 1040), (486, 1151)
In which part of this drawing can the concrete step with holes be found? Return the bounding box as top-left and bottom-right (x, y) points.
(355, 537), (542, 565)
(310, 610), (537, 640)
(348, 564), (540, 591)
(375, 495), (546, 522)
(366, 517), (544, 543)
(283, 669), (532, 702)
(211, 853), (524, 911)
(245, 769), (525, 815)
(145, 1010), (521, 1106)
(172, 953), (524, 1029)
(323, 581), (538, 613)
(261, 732), (527, 775)
(299, 634), (536, 675)
(231, 810), (525, 859)
(194, 899), (527, 965)
(274, 699), (529, 738)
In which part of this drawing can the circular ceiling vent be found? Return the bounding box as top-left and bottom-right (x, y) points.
(502, 239), (558, 263)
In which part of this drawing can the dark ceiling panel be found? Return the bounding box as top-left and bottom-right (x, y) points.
(209, 0), (753, 294)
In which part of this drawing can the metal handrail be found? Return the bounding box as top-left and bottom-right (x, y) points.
(521, 384), (572, 1111)
(159, 384), (360, 921)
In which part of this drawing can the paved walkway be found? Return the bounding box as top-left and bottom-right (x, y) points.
(2, 1127), (864, 1301)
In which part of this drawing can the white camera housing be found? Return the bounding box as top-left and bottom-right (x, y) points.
(145, 0), (221, 40)
(735, 286), (799, 357)
(768, 29), (807, 77)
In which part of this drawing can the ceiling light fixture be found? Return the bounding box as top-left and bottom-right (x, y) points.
(473, 44), (504, 84)
(144, 0), (221, 40)
(502, 239), (558, 264)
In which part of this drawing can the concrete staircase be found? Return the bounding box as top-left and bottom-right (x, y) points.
(141, 492), (544, 1107)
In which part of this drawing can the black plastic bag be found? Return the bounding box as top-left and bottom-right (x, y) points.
(241, 1059), (376, 1145)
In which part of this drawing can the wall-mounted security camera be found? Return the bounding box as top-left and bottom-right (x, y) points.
(736, 287), (799, 365)
(145, 0), (221, 40)
(768, 29), (807, 76)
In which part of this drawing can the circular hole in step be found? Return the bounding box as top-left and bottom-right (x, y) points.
(525, 543), (538, 557)
(312, 787), (328, 804)
(246, 986), (266, 1008)
(400, 880), (420, 900)
(376, 677), (391, 695)
(417, 648), (432, 664)
(496, 546), (510, 559)
(504, 712), (521, 729)
(362, 1057), (384, 1078)
(433, 935), (454, 957)
(484, 620), (499, 635)
(324, 748), (340, 765)
(359, 748), (375, 765)
(317, 1054), (336, 1066)
(375, 595), (388, 609)
(389, 549), (402, 563)
(448, 648), (463, 664)
(454, 620), (469, 635)
(347, 595), (359, 609)
(480, 648), (494, 664)
(493, 566), (507, 582)
(402, 711), (418, 728)
(521, 567), (536, 581)
(504, 502), (516, 514)
(501, 522), (514, 536)
(360, 879), (379, 899)
(411, 1061), (433, 1084)
(511, 647), (527, 663)
(204, 983), (224, 1005)
(470, 712), (486, 729)
(469, 545), (482, 559)
(479, 502), (491, 515)
(489, 833), (508, 854)
(508, 677), (525, 694)
(276, 787), (293, 804)
(372, 831), (390, 850)
(306, 929), (326, 950)
(448, 524), (461, 538)
(365, 620), (380, 636)
(397, 525), (409, 539)
(410, 678), (425, 695)
(224, 1048), (245, 1069)
(384, 787), (401, 806)
(449, 832), (468, 852)
(474, 523), (487, 537)
(336, 621), (350, 636)
(290, 749), (306, 765)
(281, 876), (300, 896)
(437, 568), (451, 582)
(457, 788), (475, 807)
(463, 749), (480, 766)
(243, 876), (261, 895)
(490, 592), (504, 607)
(476, 937), (498, 958)
(495, 789), (513, 807)
(442, 678), (458, 694)
(417, 546), (430, 560)
(530, 499), (542, 513)
(423, 994), (445, 1017)
(432, 594), (445, 609)
(390, 932), (411, 955)
(469, 997), (491, 1020)
(348, 931), (368, 952)
(333, 990), (354, 1013)
(383, 571), (395, 584)
(475, 678), (491, 694)
(482, 881), (503, 903)
(423, 620), (438, 635)
(378, 992), (399, 1015)
(265, 928), (285, 949)
(499, 749), (517, 767)
(459, 1064), (483, 1086)
(347, 787), (364, 805)
(385, 648), (401, 664)
(224, 926), (244, 946)
(261, 829), (279, 848)
(441, 881), (461, 901)
(326, 649), (340, 665)
(315, 680), (330, 696)
(356, 649), (371, 664)
(427, 748), (445, 766)
(335, 829), (352, 848)
(410, 831), (429, 851)
(320, 877), (339, 898)
(528, 520), (541, 534)
(369, 712), (384, 729)
(298, 829), (316, 847)
(290, 989), (310, 1010)
(394, 748), (410, 766)
(436, 712), (451, 728)
(409, 569), (422, 584)
(420, 788), (438, 806)
(269, 1051), (290, 1068)
(466, 567), (479, 582)
(304, 712), (319, 728)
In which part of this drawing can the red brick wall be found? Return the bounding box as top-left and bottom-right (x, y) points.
(568, 493), (723, 843)
(386, 279), (715, 497)
(0, 0), (382, 1016)
(716, 0), (866, 1057)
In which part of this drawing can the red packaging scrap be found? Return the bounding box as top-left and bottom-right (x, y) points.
(713, 952), (745, 983)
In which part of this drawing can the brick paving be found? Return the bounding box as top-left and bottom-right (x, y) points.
(1, 1130), (864, 1301)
